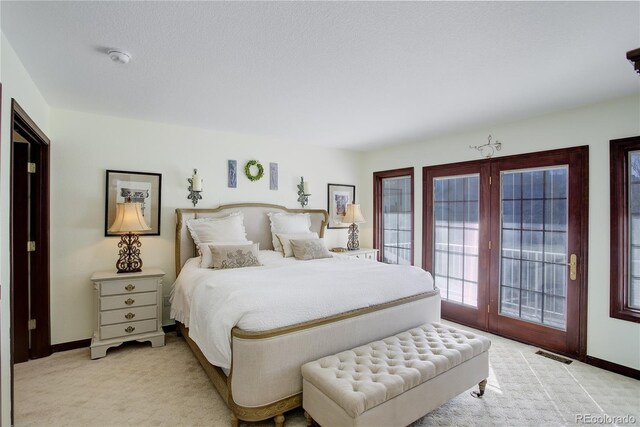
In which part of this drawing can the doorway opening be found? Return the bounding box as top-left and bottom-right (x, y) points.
(10, 99), (51, 422)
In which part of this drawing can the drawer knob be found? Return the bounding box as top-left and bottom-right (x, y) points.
(125, 298), (135, 306)
(125, 312), (135, 320)
(125, 284), (135, 291)
(125, 326), (135, 333)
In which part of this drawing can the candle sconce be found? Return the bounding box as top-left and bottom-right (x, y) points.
(187, 168), (203, 207)
(297, 177), (311, 208)
(470, 134), (502, 159)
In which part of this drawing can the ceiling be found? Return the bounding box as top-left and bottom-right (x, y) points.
(1, 2), (638, 150)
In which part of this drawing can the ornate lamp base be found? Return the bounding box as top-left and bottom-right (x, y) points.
(116, 232), (144, 273)
(347, 223), (360, 251)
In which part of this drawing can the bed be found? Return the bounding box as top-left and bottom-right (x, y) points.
(172, 203), (441, 426)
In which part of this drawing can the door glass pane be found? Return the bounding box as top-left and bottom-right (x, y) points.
(433, 174), (479, 307)
(382, 176), (412, 264)
(628, 151), (640, 308)
(499, 166), (568, 329)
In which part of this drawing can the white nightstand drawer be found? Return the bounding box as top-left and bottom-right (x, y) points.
(100, 319), (157, 340)
(100, 292), (157, 311)
(100, 278), (158, 296)
(100, 305), (157, 326)
(91, 269), (165, 359)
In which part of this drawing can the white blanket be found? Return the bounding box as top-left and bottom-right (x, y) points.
(171, 251), (434, 369)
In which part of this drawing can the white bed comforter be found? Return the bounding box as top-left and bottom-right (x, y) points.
(170, 251), (434, 369)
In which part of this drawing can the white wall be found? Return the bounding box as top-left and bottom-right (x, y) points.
(49, 108), (362, 342)
(359, 95), (640, 370)
(0, 32), (51, 427)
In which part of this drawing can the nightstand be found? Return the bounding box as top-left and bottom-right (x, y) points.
(90, 268), (165, 359)
(343, 248), (379, 261)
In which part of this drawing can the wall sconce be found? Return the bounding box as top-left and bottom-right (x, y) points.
(297, 177), (310, 208)
(627, 47), (640, 75)
(187, 168), (203, 207)
(470, 134), (502, 159)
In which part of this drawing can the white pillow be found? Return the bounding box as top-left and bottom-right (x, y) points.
(200, 241), (254, 268)
(186, 212), (248, 249)
(267, 212), (312, 252)
(276, 232), (319, 257)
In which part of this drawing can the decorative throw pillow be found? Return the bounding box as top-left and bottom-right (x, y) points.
(209, 243), (262, 269)
(276, 232), (319, 257)
(186, 212), (248, 250)
(290, 239), (333, 261)
(200, 241), (253, 268)
(267, 212), (312, 252)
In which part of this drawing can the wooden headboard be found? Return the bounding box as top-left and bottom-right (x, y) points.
(175, 203), (328, 274)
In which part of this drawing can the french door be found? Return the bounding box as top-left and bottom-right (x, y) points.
(423, 147), (588, 358)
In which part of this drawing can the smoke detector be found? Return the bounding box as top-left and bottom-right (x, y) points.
(108, 49), (131, 64)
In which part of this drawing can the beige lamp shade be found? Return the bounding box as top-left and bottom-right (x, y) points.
(108, 202), (151, 233)
(342, 203), (366, 224)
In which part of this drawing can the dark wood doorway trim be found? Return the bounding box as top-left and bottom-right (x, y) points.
(10, 98), (51, 423)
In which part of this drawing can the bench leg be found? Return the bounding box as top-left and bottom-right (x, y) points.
(471, 379), (487, 398)
(231, 413), (239, 427)
(304, 411), (313, 426)
(274, 414), (285, 427)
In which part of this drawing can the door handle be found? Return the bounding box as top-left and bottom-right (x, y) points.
(568, 254), (577, 281)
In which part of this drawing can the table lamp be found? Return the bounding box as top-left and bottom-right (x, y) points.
(108, 200), (151, 273)
(342, 204), (365, 251)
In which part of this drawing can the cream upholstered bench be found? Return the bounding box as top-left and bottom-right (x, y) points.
(301, 322), (490, 427)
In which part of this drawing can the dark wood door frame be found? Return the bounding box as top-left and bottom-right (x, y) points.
(423, 161), (491, 330)
(422, 146), (589, 361)
(488, 147), (589, 360)
(10, 98), (51, 423)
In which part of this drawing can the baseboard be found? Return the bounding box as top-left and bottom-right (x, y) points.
(51, 338), (91, 353)
(586, 356), (640, 380)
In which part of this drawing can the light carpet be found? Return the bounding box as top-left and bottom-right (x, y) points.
(14, 322), (639, 426)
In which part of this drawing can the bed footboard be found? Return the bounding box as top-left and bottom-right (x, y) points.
(230, 290), (440, 414)
(179, 289), (440, 424)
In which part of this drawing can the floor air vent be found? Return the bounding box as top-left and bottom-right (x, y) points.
(535, 350), (573, 364)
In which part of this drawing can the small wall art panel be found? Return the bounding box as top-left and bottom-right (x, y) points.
(228, 160), (237, 188)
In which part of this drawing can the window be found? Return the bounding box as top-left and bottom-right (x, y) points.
(373, 168), (414, 265)
(610, 136), (640, 323)
(500, 167), (568, 329)
(433, 174), (480, 306)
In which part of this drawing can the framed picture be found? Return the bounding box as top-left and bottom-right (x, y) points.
(327, 183), (356, 229)
(105, 170), (162, 236)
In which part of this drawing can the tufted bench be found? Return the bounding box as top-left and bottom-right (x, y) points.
(301, 322), (490, 427)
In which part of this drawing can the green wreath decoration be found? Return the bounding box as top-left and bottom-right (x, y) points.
(244, 160), (264, 182)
